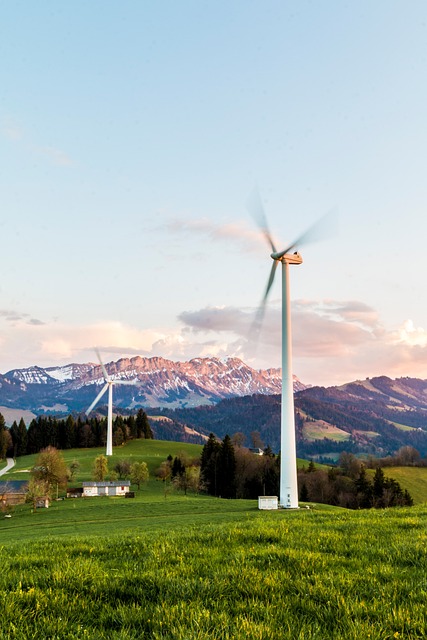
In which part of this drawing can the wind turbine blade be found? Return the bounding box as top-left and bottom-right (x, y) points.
(86, 383), (109, 415)
(246, 187), (277, 253)
(95, 347), (110, 382)
(276, 209), (337, 258)
(250, 260), (278, 336)
(114, 379), (138, 386)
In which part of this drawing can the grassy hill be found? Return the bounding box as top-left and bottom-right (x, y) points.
(6, 439), (203, 483)
(381, 466), (427, 504)
(2, 442), (427, 638)
(1, 492), (427, 638)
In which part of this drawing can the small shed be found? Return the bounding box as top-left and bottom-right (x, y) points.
(258, 496), (278, 510)
(82, 481), (131, 497)
(66, 487), (84, 498)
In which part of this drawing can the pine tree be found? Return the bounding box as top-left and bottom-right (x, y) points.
(217, 435), (236, 499)
(171, 456), (186, 479)
(63, 415), (76, 449)
(136, 409), (153, 439)
(200, 434), (221, 496)
(127, 415), (137, 438)
(300, 482), (309, 502)
(9, 421), (19, 457)
(373, 467), (385, 506)
(354, 465), (373, 508)
(18, 418), (28, 456)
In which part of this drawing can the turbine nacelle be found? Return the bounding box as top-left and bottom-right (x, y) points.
(271, 251), (303, 265)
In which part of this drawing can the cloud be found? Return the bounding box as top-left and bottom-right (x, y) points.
(40, 146), (73, 167)
(393, 319), (427, 348)
(1, 301), (426, 387)
(1, 116), (72, 167)
(166, 218), (264, 254)
(0, 309), (45, 326)
(179, 306), (251, 334)
(176, 301), (427, 386)
(1, 119), (23, 141)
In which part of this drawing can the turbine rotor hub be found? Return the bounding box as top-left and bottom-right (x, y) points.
(270, 251), (303, 265)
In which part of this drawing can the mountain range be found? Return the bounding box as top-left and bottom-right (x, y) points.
(0, 356), (305, 415)
(2, 356), (427, 459)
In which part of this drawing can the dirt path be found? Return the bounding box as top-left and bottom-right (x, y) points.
(0, 458), (15, 477)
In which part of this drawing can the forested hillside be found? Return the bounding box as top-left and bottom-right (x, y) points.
(156, 376), (427, 458)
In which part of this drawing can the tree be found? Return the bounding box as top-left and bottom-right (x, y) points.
(231, 432), (246, 448)
(68, 459), (80, 481)
(136, 409), (153, 439)
(0, 413), (7, 459)
(113, 416), (125, 446)
(10, 418), (27, 457)
(155, 460), (172, 483)
(200, 434), (221, 496)
(217, 435), (236, 499)
(300, 482), (309, 502)
(339, 452), (362, 479)
(173, 466), (200, 495)
(130, 461), (149, 490)
(114, 459), (131, 479)
(26, 478), (50, 512)
(31, 446), (68, 493)
(250, 431), (264, 450)
(171, 456), (186, 479)
(373, 467), (385, 503)
(56, 415), (75, 450)
(127, 415), (137, 438)
(354, 465), (373, 508)
(93, 455), (109, 481)
(395, 446), (421, 466)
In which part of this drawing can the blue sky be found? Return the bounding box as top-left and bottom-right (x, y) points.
(1, 1), (427, 386)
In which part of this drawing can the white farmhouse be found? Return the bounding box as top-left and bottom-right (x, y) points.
(82, 481), (131, 497)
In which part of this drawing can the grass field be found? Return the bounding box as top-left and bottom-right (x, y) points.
(6, 439), (204, 482)
(392, 421), (418, 432)
(302, 420), (350, 442)
(382, 466), (427, 505)
(2, 442), (427, 638)
(2, 498), (427, 638)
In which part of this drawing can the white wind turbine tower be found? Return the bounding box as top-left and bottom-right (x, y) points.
(86, 349), (135, 456)
(248, 189), (332, 509)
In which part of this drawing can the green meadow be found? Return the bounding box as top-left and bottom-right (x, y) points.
(2, 441), (427, 638)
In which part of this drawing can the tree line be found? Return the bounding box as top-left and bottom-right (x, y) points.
(299, 458), (413, 509)
(160, 434), (413, 509)
(0, 409), (153, 459)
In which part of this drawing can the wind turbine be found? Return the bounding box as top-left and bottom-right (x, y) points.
(86, 349), (135, 456)
(248, 188), (332, 509)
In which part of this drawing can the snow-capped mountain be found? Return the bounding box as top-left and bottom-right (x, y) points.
(1, 356), (306, 414)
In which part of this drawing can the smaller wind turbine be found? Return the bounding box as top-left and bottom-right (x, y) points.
(86, 349), (135, 456)
(247, 188), (334, 508)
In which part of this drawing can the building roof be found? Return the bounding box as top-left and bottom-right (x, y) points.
(82, 481), (131, 487)
(0, 480), (28, 494)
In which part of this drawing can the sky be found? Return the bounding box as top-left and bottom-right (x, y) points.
(1, 1), (427, 387)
